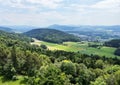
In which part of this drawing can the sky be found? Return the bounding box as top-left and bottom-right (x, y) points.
(0, 0), (120, 26)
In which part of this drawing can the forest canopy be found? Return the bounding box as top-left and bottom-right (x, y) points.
(0, 30), (120, 85)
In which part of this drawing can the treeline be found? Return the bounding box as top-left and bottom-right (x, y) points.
(0, 30), (120, 85)
(24, 29), (80, 43)
(104, 39), (120, 56)
(104, 39), (120, 48)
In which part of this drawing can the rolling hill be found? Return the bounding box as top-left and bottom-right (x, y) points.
(0, 26), (13, 32)
(0, 30), (32, 44)
(24, 28), (80, 43)
(49, 25), (120, 41)
(8, 25), (37, 33)
(49, 24), (120, 32)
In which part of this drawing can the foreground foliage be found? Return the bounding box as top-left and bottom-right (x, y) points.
(0, 30), (120, 85)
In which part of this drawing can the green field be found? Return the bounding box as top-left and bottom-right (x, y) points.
(31, 39), (119, 58)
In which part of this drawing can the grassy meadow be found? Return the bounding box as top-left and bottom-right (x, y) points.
(31, 39), (119, 58)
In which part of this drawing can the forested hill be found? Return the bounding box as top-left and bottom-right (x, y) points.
(104, 39), (120, 48)
(23, 28), (80, 43)
(0, 30), (32, 45)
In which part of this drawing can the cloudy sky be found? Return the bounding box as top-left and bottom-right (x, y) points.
(0, 0), (120, 26)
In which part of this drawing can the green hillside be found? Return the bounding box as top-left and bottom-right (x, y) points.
(24, 29), (80, 43)
(0, 30), (32, 43)
(0, 30), (120, 85)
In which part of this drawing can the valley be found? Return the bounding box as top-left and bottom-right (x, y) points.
(0, 0), (120, 84)
(32, 38), (119, 58)
(0, 26), (120, 85)
(49, 25), (120, 41)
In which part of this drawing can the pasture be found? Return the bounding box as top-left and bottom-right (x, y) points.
(31, 39), (119, 58)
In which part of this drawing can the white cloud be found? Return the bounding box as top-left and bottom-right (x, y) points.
(0, 11), (65, 26)
(0, 0), (63, 9)
(65, 0), (120, 12)
(56, 0), (120, 25)
(0, 0), (120, 26)
(91, 0), (120, 9)
(0, 0), (24, 8)
(27, 0), (63, 9)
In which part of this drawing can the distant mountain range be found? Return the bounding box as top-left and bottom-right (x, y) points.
(49, 24), (80, 31)
(48, 24), (120, 41)
(0, 25), (120, 42)
(8, 25), (37, 33)
(49, 24), (120, 32)
(0, 25), (37, 33)
(0, 24), (120, 33)
(0, 26), (13, 32)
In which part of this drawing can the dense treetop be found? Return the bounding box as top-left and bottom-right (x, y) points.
(104, 39), (120, 48)
(0, 30), (32, 43)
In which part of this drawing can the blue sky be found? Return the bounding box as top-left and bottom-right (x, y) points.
(0, 0), (120, 26)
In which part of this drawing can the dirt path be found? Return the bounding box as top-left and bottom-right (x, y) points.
(30, 38), (41, 46)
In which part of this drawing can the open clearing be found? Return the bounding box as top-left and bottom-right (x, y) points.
(31, 38), (119, 58)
